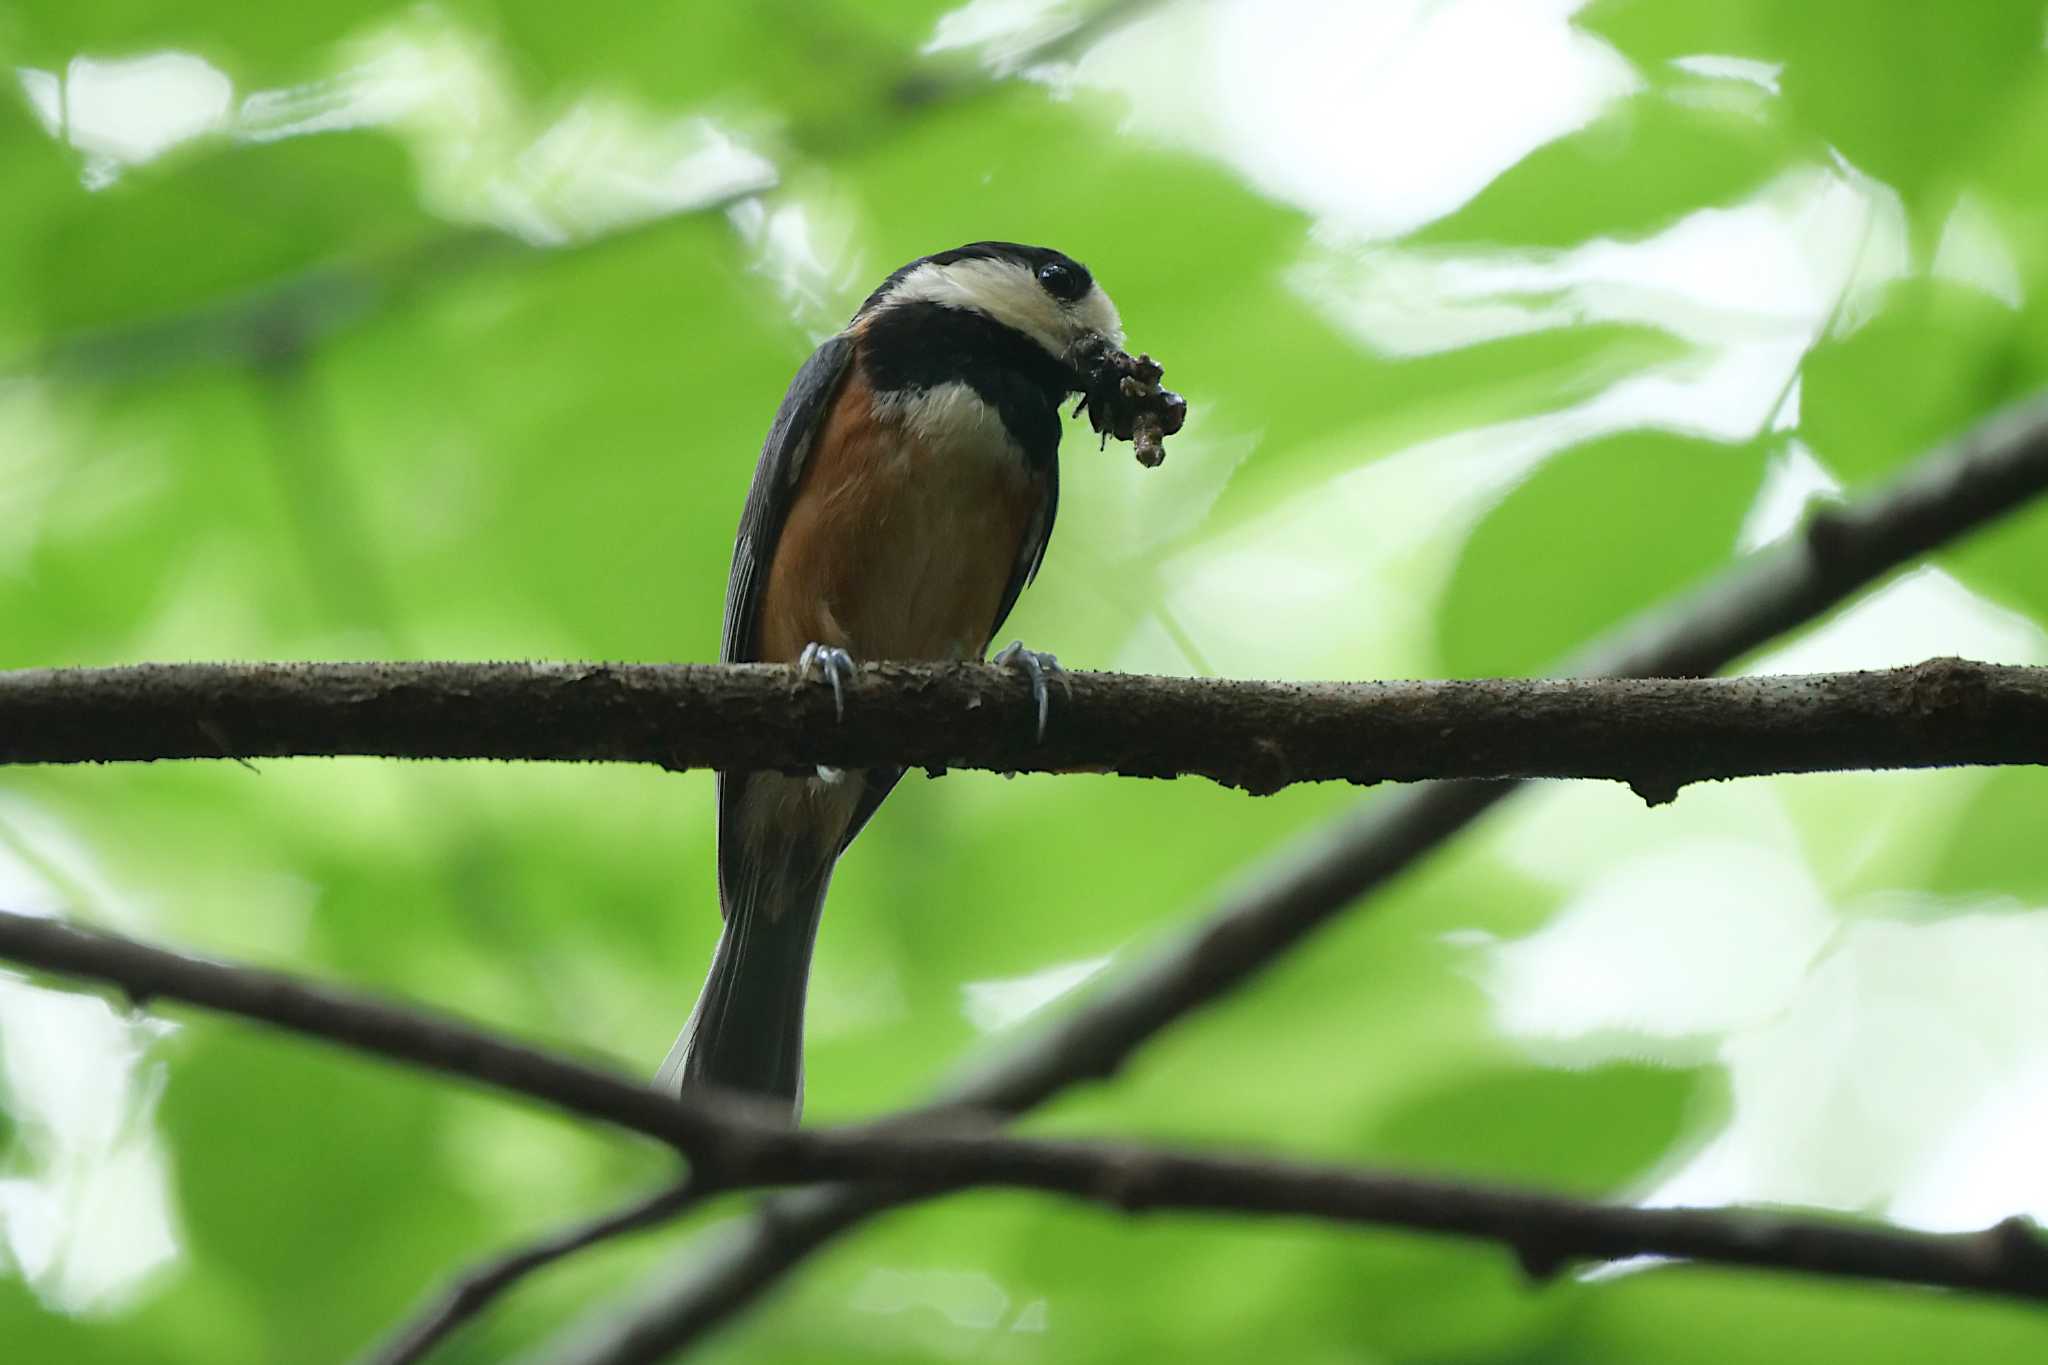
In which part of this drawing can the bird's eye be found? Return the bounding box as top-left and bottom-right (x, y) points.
(1036, 260), (1086, 302)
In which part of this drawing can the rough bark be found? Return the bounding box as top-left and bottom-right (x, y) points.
(6, 656), (2044, 801)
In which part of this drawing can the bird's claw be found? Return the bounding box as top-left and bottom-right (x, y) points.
(993, 640), (1066, 743)
(797, 642), (856, 721)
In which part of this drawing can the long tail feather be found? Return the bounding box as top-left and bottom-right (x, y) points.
(658, 864), (829, 1111)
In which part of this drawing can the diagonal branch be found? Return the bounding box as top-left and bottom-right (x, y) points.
(7, 658), (2048, 801)
(0, 908), (719, 1150)
(3, 903), (2045, 1355)
(365, 1181), (706, 1365)
(549, 395), (2048, 1362)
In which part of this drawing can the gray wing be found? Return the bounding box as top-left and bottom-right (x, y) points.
(716, 333), (889, 911)
(985, 452), (1057, 651)
(722, 332), (857, 663)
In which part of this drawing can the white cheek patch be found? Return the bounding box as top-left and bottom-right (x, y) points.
(1071, 286), (1124, 350)
(885, 258), (1124, 358)
(872, 381), (1021, 464)
(890, 258), (1065, 356)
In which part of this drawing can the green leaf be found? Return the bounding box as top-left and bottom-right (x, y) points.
(1439, 429), (1770, 676)
(1925, 769), (2048, 907)
(1573, 0), (1768, 67)
(1944, 503), (2048, 635)
(1370, 1061), (1716, 1194)
(7, 1), (411, 84)
(1582, 1), (2048, 235)
(1524, 1259), (2048, 1364)
(1416, 90), (1809, 250)
(1800, 277), (2043, 485)
(1758, 2), (2046, 229)
(483, 0), (957, 126)
(21, 131), (436, 341)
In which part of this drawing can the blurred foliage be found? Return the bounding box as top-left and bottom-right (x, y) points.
(1440, 430), (1770, 676)
(4, 1), (2048, 1362)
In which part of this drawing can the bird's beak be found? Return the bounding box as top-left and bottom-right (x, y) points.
(1066, 331), (1116, 386)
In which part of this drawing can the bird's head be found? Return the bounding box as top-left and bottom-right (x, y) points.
(855, 241), (1124, 383)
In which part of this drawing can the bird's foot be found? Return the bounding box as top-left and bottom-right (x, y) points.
(797, 642), (857, 721)
(993, 640), (1067, 743)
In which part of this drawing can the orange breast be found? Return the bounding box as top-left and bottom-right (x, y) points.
(755, 377), (1047, 666)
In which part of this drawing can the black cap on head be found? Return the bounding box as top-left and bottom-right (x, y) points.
(858, 241), (1094, 317)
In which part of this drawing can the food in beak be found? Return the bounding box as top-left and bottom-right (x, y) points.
(1073, 336), (1188, 469)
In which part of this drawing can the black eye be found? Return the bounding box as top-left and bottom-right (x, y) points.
(1036, 260), (1087, 302)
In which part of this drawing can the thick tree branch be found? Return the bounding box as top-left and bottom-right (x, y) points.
(555, 396), (2048, 1361)
(3, 904), (2044, 1356)
(7, 658), (2047, 800)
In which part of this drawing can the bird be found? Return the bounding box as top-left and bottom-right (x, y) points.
(657, 242), (1128, 1117)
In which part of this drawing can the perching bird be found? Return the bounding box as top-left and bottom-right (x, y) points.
(658, 242), (1128, 1116)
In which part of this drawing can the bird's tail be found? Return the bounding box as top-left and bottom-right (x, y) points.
(657, 844), (833, 1116)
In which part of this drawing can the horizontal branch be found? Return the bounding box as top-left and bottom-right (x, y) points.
(7, 657), (2045, 800)
(4, 904), (2044, 1329)
(712, 1131), (2048, 1307)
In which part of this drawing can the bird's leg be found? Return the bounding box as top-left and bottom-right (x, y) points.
(796, 642), (857, 722)
(993, 640), (1067, 743)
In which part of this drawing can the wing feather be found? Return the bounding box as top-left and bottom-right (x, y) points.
(986, 450), (1057, 650)
(723, 333), (858, 663)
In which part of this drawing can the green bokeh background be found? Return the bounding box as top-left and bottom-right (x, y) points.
(5, 1), (2048, 1361)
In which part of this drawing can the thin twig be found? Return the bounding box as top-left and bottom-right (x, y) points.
(550, 393), (2048, 1362)
(6, 658), (2047, 801)
(365, 1181), (705, 1365)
